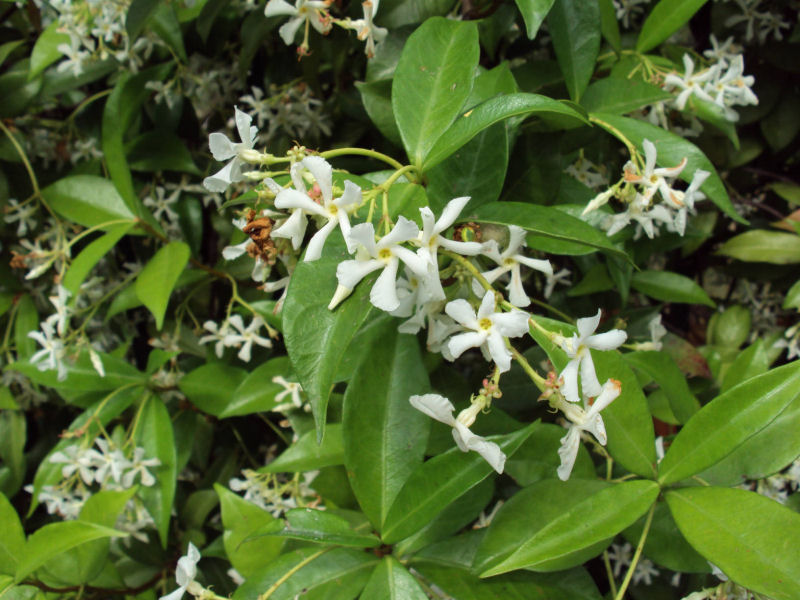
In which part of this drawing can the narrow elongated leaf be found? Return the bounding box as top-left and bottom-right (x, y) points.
(581, 78), (672, 114)
(63, 223), (134, 299)
(13, 295), (37, 360)
(265, 424), (344, 472)
(381, 425), (534, 544)
(424, 94), (587, 171)
(266, 507), (381, 548)
(361, 556), (428, 600)
(599, 0), (621, 53)
(8, 349), (146, 391)
(514, 0), (556, 39)
(127, 130), (200, 174)
(134, 395), (177, 548)
(476, 479), (659, 576)
(392, 18), (479, 167)
(219, 357), (291, 418)
(342, 321), (430, 530)
(28, 21), (70, 80)
(0, 412), (25, 497)
(41, 175), (135, 229)
(659, 360), (800, 485)
(717, 230), (800, 264)
(636, 0), (708, 53)
(624, 351), (699, 424)
(546, 0), (601, 101)
(631, 270), (715, 307)
(590, 114), (744, 223)
(0, 493), (25, 576)
(135, 242), (191, 330)
(282, 236), (376, 441)
(15, 521), (126, 583)
(179, 363), (248, 415)
(467, 202), (630, 261)
(667, 487), (800, 600)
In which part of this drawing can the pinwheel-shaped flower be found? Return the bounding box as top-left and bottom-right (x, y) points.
(265, 0), (332, 46)
(160, 543), (203, 600)
(623, 139), (687, 206)
(667, 168), (710, 235)
(556, 310), (627, 403)
(663, 54), (717, 110)
(445, 290), (529, 372)
(409, 393), (506, 473)
(556, 379), (621, 480)
(203, 107), (258, 193)
(272, 156), (361, 261)
(329, 217), (429, 312)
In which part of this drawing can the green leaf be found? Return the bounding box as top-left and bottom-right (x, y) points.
(150, 4), (187, 62)
(105, 269), (206, 320)
(631, 270), (715, 307)
(127, 131), (200, 175)
(126, 0), (160, 39)
(41, 175), (136, 229)
(0, 40), (24, 70)
(264, 424), (344, 472)
(0, 493), (25, 576)
(381, 425), (534, 544)
(467, 202), (630, 262)
(218, 357), (291, 418)
(216, 484), (284, 578)
(62, 223), (133, 299)
(476, 480), (659, 576)
(266, 507), (382, 548)
(134, 395), (177, 548)
(624, 351), (699, 424)
(636, 0), (708, 52)
(590, 114), (744, 223)
(392, 17), (479, 167)
(28, 22), (70, 81)
(514, 0), (556, 39)
(12, 294), (37, 361)
(546, 0), (601, 101)
(0, 66), (42, 118)
(15, 521), (126, 583)
(8, 349), (146, 391)
(282, 238), (376, 442)
(581, 78), (672, 114)
(356, 80), (403, 147)
(667, 487), (800, 600)
(717, 230), (800, 264)
(720, 339), (770, 392)
(342, 321), (430, 530)
(658, 360), (800, 485)
(784, 278), (800, 309)
(361, 556), (428, 600)
(599, 0), (621, 53)
(424, 93), (588, 171)
(135, 242), (191, 330)
(770, 182), (800, 206)
(179, 363), (248, 416)
(0, 411), (26, 497)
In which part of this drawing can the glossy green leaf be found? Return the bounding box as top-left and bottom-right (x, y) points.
(8, 349), (146, 391)
(467, 202), (630, 261)
(127, 131), (200, 175)
(0, 66), (41, 118)
(41, 175), (135, 229)
(631, 270), (715, 307)
(667, 487), (800, 600)
(28, 21), (70, 81)
(717, 230), (800, 264)
(392, 18), (479, 167)
(282, 237), (376, 442)
(546, 0), (601, 101)
(266, 507), (381, 547)
(0, 40), (24, 69)
(381, 425), (534, 544)
(149, 4), (187, 62)
(216, 484), (284, 578)
(581, 78), (672, 114)
(783, 279), (800, 309)
(424, 93), (588, 171)
(624, 351), (699, 424)
(361, 556), (428, 600)
(126, 0), (160, 39)
(15, 521), (126, 583)
(356, 80), (403, 146)
(135, 241), (191, 330)
(514, 0), (556, 39)
(720, 339), (770, 392)
(599, 0), (621, 53)
(636, 0), (708, 52)
(13, 295), (37, 361)
(105, 269), (206, 320)
(179, 363), (248, 415)
(62, 223), (134, 300)
(342, 321), (430, 530)
(591, 114), (743, 223)
(476, 479), (659, 576)
(659, 360), (800, 485)
(134, 395), (177, 548)
(218, 357), (291, 418)
(504, 422), (596, 486)
(0, 493), (25, 576)
(0, 411), (26, 497)
(265, 424), (344, 472)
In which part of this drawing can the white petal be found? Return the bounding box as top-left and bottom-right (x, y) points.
(576, 309), (602, 340)
(579, 349), (603, 399)
(378, 216), (418, 247)
(234, 107), (254, 147)
(506, 266), (530, 307)
(435, 196), (470, 234)
(203, 162), (236, 193)
(304, 218), (337, 261)
(444, 299), (478, 329)
(448, 331), (488, 359)
(419, 206), (436, 245)
(208, 133), (237, 161)
(265, 0), (298, 17)
(504, 225), (527, 257)
(271, 209), (308, 250)
(438, 237), (484, 256)
(486, 330), (512, 372)
(159, 586), (187, 600)
(302, 156), (333, 205)
(393, 246), (429, 277)
(454, 423), (506, 473)
(409, 394), (456, 426)
(278, 17), (304, 45)
(491, 310), (530, 338)
(275, 188), (325, 215)
(584, 414), (607, 445)
(557, 427), (580, 481)
(348, 222), (377, 256)
(516, 255), (553, 276)
(642, 139), (657, 176)
(559, 358), (581, 403)
(588, 379), (622, 416)
(222, 239), (249, 260)
(336, 258), (382, 290)
(587, 329), (627, 351)
(476, 290), (496, 320)
(336, 180), (362, 208)
(370, 259), (400, 311)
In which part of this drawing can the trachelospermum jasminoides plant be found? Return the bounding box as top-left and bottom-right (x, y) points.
(2, 2), (800, 600)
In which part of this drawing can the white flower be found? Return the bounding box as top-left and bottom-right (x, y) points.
(632, 558), (660, 585)
(622, 139), (687, 205)
(272, 376), (306, 411)
(203, 107), (258, 193)
(88, 439), (131, 486)
(565, 158), (608, 189)
(329, 217), (429, 312)
(604, 192), (674, 240)
(341, 0), (387, 58)
(225, 314), (273, 362)
(272, 156), (362, 261)
(667, 169), (709, 236)
(477, 226), (553, 307)
(663, 55), (717, 111)
(544, 268), (571, 299)
(556, 379), (621, 480)
(445, 290), (530, 373)
(29, 320), (68, 381)
(556, 310), (627, 403)
(144, 186), (181, 222)
(122, 447), (161, 488)
(264, 0), (332, 45)
(4, 198), (38, 236)
(409, 393), (506, 473)
(50, 445), (95, 485)
(160, 543), (203, 600)
(608, 542), (632, 577)
(199, 320), (233, 358)
(47, 285), (72, 337)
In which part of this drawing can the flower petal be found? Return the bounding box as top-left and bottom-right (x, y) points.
(454, 422), (506, 473)
(559, 358), (581, 403)
(275, 188), (325, 215)
(579, 349), (603, 399)
(302, 156), (333, 205)
(557, 427), (580, 481)
(370, 258), (400, 311)
(486, 329), (512, 372)
(587, 329), (627, 351)
(435, 196), (470, 233)
(409, 393), (456, 426)
(209, 133), (237, 161)
(304, 218), (337, 262)
(336, 257), (382, 290)
(576, 309), (602, 340)
(444, 299), (478, 329)
(448, 331), (487, 359)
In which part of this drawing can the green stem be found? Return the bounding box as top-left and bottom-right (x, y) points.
(509, 345), (547, 391)
(320, 147), (405, 171)
(379, 163), (419, 189)
(614, 501), (656, 600)
(589, 116), (640, 167)
(603, 550), (619, 598)
(66, 219), (135, 248)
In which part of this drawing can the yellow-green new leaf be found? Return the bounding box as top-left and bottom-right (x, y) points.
(135, 242), (191, 330)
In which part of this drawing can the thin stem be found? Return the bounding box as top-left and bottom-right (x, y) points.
(67, 88), (112, 122)
(66, 219), (135, 248)
(320, 147), (405, 171)
(378, 164), (419, 190)
(614, 501), (656, 600)
(509, 345), (547, 391)
(258, 548), (330, 600)
(528, 297), (575, 324)
(589, 116), (640, 168)
(603, 550), (619, 598)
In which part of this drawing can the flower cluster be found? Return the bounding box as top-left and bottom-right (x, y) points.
(199, 314), (273, 362)
(229, 469), (319, 518)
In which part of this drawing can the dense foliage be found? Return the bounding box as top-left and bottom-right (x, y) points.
(1, 0), (800, 599)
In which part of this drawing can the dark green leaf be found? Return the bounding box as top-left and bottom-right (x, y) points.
(546, 0), (601, 101)
(514, 0), (556, 39)
(267, 507), (381, 548)
(636, 0), (708, 52)
(717, 230), (800, 264)
(631, 270), (715, 307)
(218, 357), (291, 418)
(135, 241), (191, 330)
(28, 22), (70, 81)
(41, 175), (136, 229)
(624, 351), (699, 424)
(265, 424), (344, 472)
(581, 78), (672, 114)
(127, 131), (200, 175)
(599, 0), (621, 53)
(179, 363), (248, 415)
(13, 295), (37, 361)
(0, 493), (25, 576)
(126, 0), (160, 39)
(356, 80), (403, 147)
(361, 556), (428, 600)
(8, 349), (146, 391)
(150, 4), (187, 62)
(63, 224), (133, 300)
